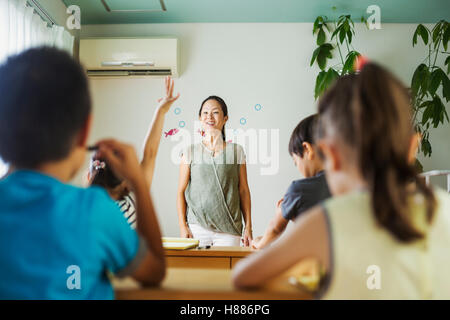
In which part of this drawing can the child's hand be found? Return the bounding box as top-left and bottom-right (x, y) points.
(251, 236), (263, 249)
(156, 76), (180, 114)
(95, 139), (145, 188)
(276, 198), (284, 209)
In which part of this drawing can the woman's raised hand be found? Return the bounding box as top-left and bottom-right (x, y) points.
(157, 76), (180, 114)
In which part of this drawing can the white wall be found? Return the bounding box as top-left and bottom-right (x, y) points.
(78, 23), (450, 237)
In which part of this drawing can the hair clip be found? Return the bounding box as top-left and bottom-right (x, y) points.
(92, 160), (106, 170)
(354, 55), (369, 72)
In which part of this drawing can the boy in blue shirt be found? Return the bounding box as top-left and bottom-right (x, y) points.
(0, 47), (165, 299)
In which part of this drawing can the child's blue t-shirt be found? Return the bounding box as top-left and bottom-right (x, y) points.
(0, 170), (143, 300)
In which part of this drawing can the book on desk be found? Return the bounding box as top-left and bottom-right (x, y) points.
(162, 237), (199, 250)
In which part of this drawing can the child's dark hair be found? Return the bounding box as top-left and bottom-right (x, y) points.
(288, 114), (318, 157)
(0, 47), (91, 168)
(316, 62), (436, 243)
(199, 96), (228, 141)
(89, 154), (123, 190)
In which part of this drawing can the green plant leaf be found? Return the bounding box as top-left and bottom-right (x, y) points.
(419, 24), (429, 45)
(421, 102), (434, 125)
(419, 100), (432, 109)
(431, 96), (446, 127)
(323, 68), (340, 92)
(317, 28), (326, 45)
(347, 30), (353, 44)
(445, 55), (450, 75)
(310, 46), (321, 66)
(343, 51), (360, 74)
(442, 71), (450, 102)
(413, 27), (418, 46)
(339, 28), (346, 44)
(413, 24), (429, 46)
(414, 158), (424, 173)
(314, 70), (327, 99)
(314, 68), (340, 99)
(314, 43), (333, 70)
(443, 23), (449, 51)
(429, 68), (444, 96)
(421, 137), (432, 157)
(411, 64), (428, 97)
(313, 17), (321, 34)
(331, 25), (341, 41)
(432, 22), (442, 48)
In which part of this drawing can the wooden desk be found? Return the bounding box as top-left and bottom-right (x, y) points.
(165, 246), (254, 269)
(113, 267), (312, 300)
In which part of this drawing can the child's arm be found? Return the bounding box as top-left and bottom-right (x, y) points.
(252, 198), (289, 249)
(141, 76), (180, 188)
(232, 205), (330, 289)
(98, 139), (166, 286)
(177, 158), (193, 238)
(239, 162), (252, 246)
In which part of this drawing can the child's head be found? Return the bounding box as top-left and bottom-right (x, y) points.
(198, 96), (228, 141)
(0, 47), (91, 178)
(88, 153), (127, 199)
(316, 62), (435, 242)
(288, 114), (322, 178)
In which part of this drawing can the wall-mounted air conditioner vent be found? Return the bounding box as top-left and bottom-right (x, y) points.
(79, 38), (178, 78)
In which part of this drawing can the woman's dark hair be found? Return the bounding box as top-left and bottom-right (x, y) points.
(0, 47), (91, 168)
(199, 96), (228, 141)
(90, 154), (123, 190)
(316, 62), (436, 243)
(288, 114), (318, 157)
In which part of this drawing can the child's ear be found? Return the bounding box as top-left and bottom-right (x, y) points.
(302, 142), (314, 161)
(224, 115), (229, 123)
(76, 114), (93, 148)
(318, 141), (341, 172)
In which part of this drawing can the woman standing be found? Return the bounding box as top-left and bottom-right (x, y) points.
(177, 96), (252, 247)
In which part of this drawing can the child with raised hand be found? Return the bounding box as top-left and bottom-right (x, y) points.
(252, 114), (331, 249)
(89, 76), (180, 228)
(0, 47), (165, 299)
(232, 62), (450, 299)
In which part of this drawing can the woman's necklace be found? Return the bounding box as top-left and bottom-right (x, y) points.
(202, 139), (226, 157)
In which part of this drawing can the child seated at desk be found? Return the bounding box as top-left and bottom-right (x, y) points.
(0, 47), (165, 299)
(232, 62), (450, 299)
(252, 114), (331, 249)
(88, 76), (180, 229)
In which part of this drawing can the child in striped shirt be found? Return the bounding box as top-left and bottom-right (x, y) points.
(88, 76), (179, 227)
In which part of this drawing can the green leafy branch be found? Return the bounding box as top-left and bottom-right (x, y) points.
(310, 13), (365, 99)
(411, 20), (450, 157)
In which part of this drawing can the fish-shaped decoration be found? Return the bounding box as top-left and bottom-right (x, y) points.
(164, 128), (179, 137)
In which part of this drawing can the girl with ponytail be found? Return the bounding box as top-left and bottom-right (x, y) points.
(177, 96), (252, 247)
(232, 62), (450, 299)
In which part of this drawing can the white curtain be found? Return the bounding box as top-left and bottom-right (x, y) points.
(0, 0), (75, 177)
(0, 0), (74, 63)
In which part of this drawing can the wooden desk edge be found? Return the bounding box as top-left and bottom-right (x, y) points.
(165, 248), (255, 258)
(115, 288), (312, 300)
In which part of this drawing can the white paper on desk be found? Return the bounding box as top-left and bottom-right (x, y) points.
(163, 241), (198, 250)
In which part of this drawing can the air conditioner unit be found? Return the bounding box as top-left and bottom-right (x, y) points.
(79, 38), (178, 78)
